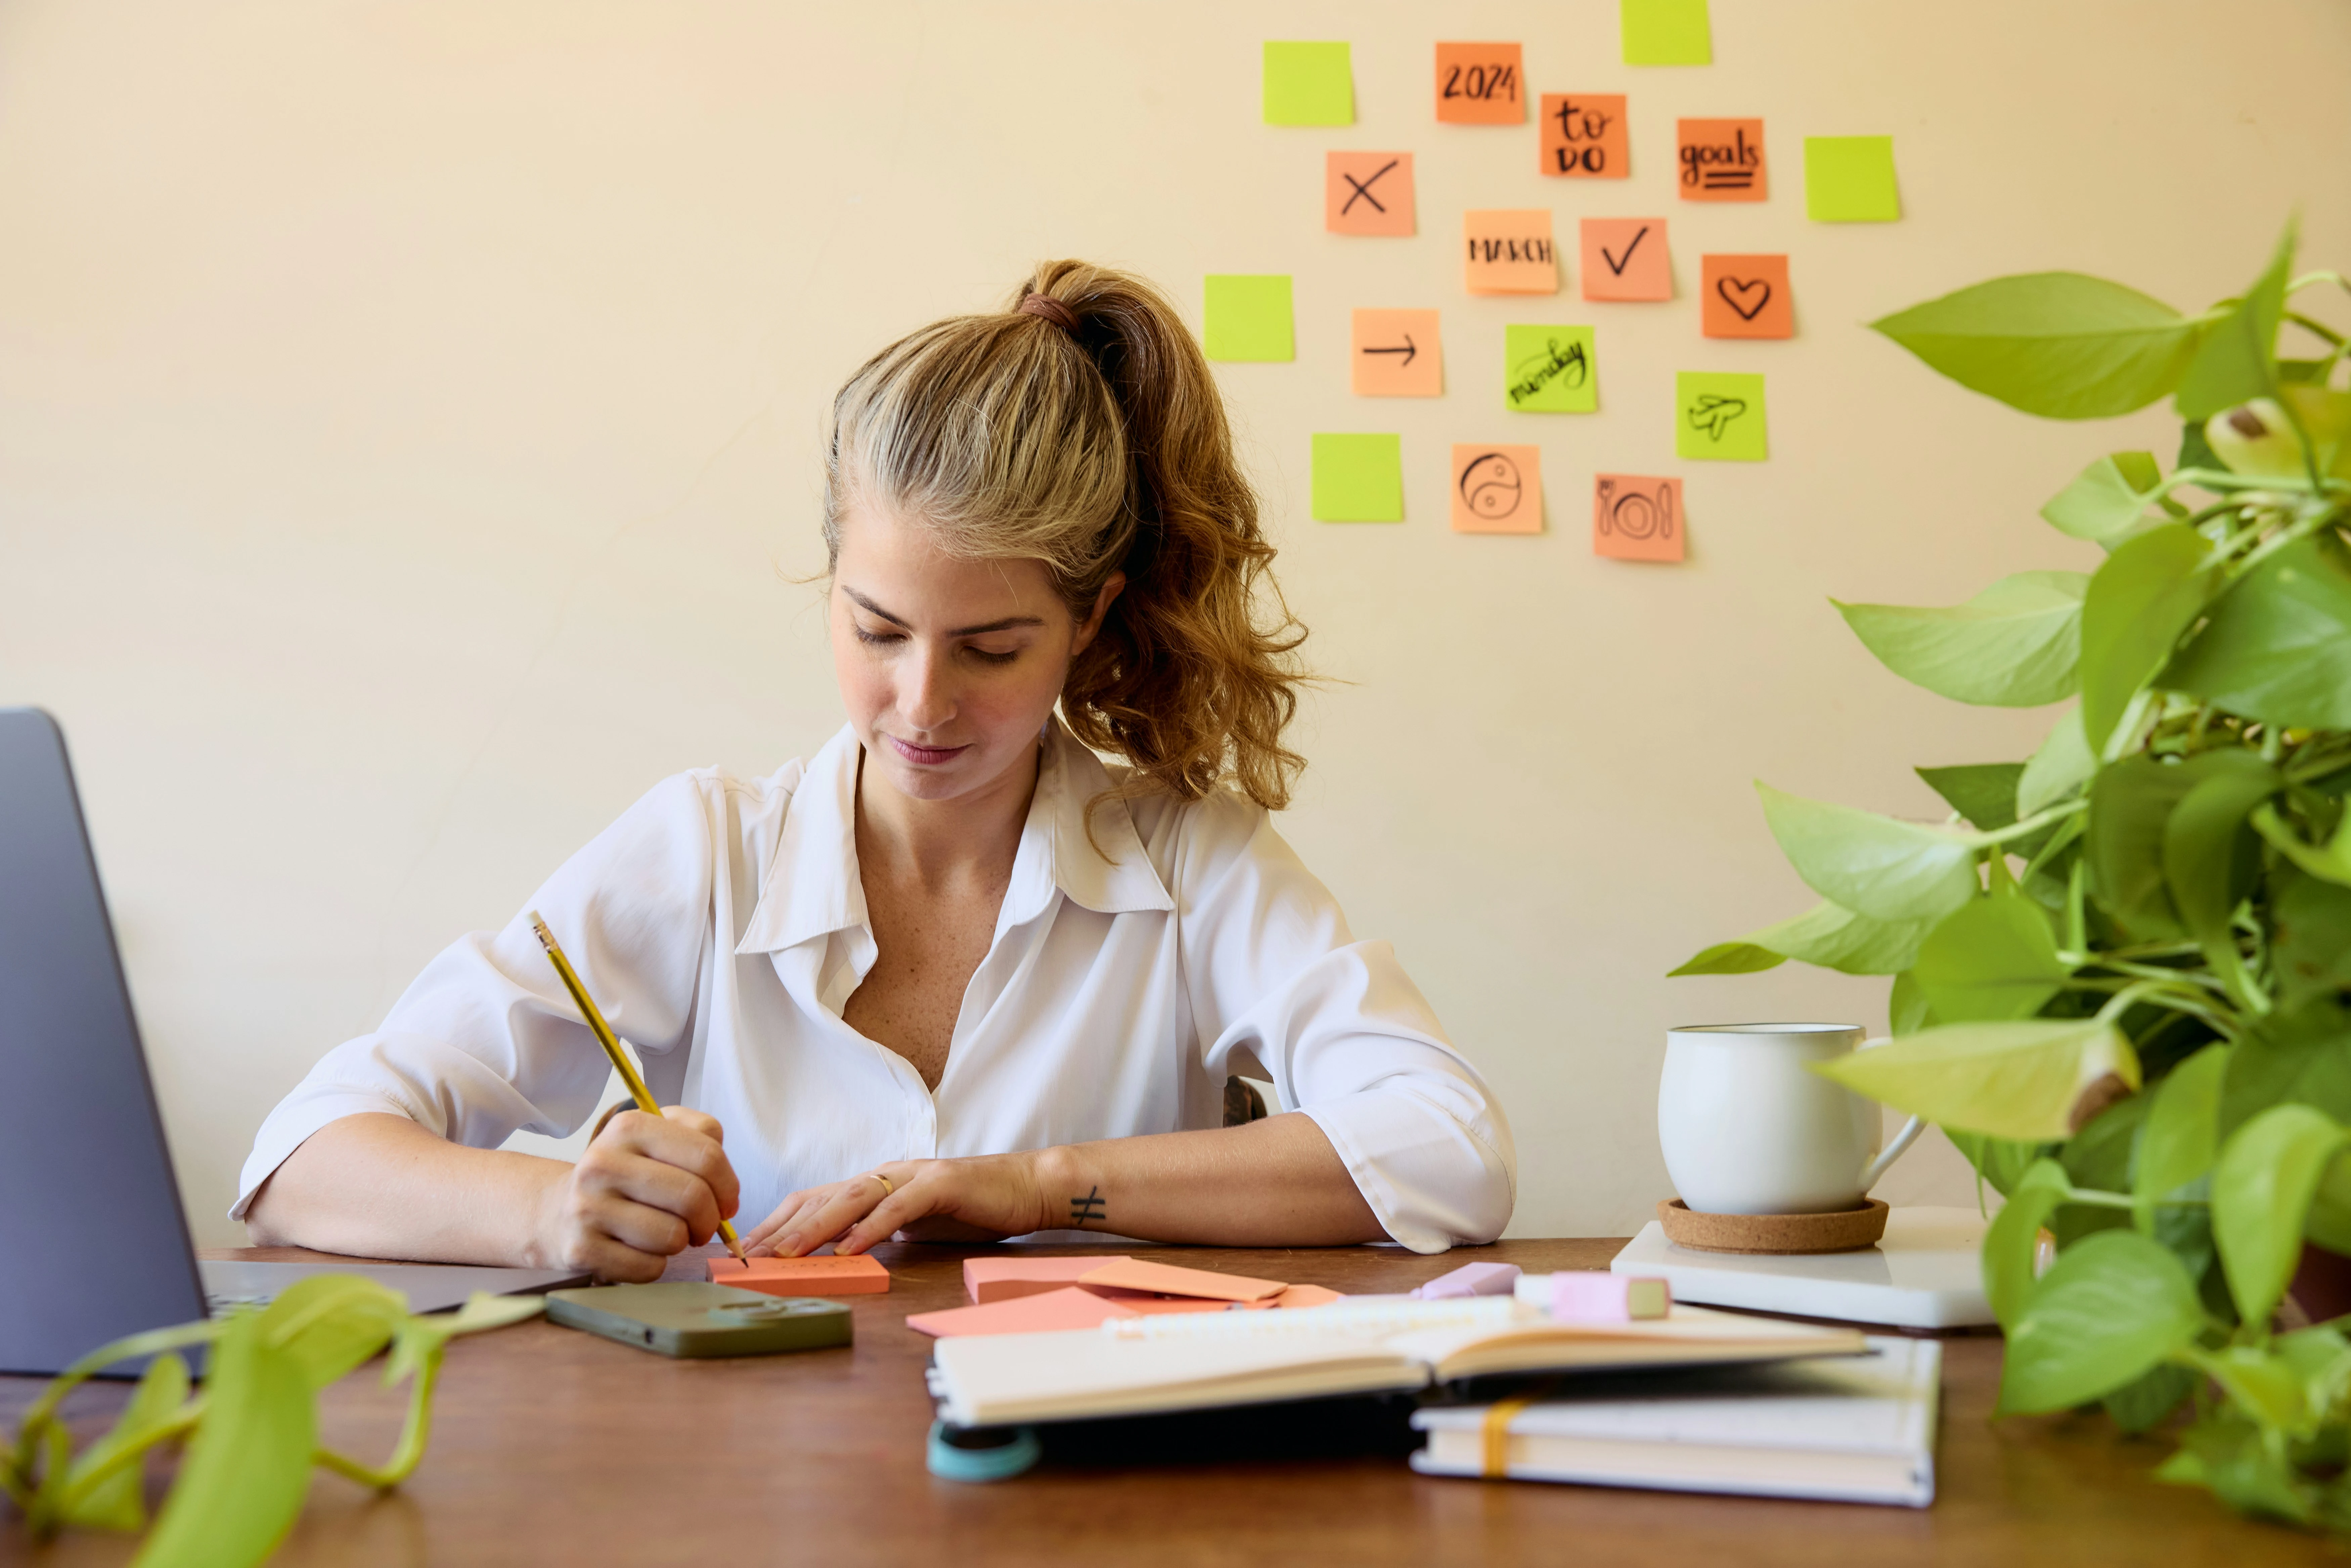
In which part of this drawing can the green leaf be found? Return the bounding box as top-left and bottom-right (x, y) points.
(2213, 1103), (2351, 1327)
(2184, 1343), (2310, 1431)
(1947, 1129), (2056, 1196)
(2162, 762), (2281, 1005)
(2160, 1408), (2316, 1523)
(1916, 763), (2022, 832)
(1677, 900), (1938, 978)
(2135, 1045), (2229, 1223)
(385, 1293), (545, 1387)
(2161, 536), (2351, 730)
(1889, 969), (1934, 1034)
(61, 1351), (190, 1533)
(2088, 750), (2275, 942)
(2256, 803), (2351, 891)
(1667, 942), (1783, 976)
(1833, 572), (2087, 708)
(1870, 272), (2200, 420)
(1810, 1017), (2138, 1141)
(1911, 888), (2069, 1024)
(2104, 1361), (2198, 1434)
(1755, 783), (1984, 924)
(134, 1311), (316, 1568)
(2017, 708), (2095, 816)
(2040, 451), (2166, 544)
(2178, 417), (2224, 476)
(2221, 996), (2351, 1138)
(1999, 1229), (2205, 1414)
(2175, 221), (2296, 421)
(2273, 871), (2351, 1007)
(255, 1274), (407, 1392)
(1982, 1157), (2070, 1328)
(2078, 524), (2216, 752)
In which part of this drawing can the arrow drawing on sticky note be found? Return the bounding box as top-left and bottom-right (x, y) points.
(1599, 226), (1649, 275)
(1361, 335), (1418, 366)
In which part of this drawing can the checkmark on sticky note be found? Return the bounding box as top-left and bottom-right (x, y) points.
(1621, 0), (1711, 64)
(1263, 41), (1353, 126)
(1805, 136), (1900, 221)
(1312, 433), (1404, 522)
(1579, 218), (1671, 302)
(1504, 324), (1597, 412)
(1203, 275), (1293, 361)
(1676, 371), (1767, 461)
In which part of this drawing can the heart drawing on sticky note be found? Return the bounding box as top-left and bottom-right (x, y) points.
(1716, 276), (1772, 321)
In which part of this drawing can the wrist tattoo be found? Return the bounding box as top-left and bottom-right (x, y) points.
(1069, 1186), (1107, 1224)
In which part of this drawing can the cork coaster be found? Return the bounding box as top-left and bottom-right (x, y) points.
(1658, 1198), (1889, 1255)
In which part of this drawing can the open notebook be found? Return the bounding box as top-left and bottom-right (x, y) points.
(925, 1297), (1864, 1429)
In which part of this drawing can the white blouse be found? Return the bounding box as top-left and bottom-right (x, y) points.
(236, 723), (1516, 1253)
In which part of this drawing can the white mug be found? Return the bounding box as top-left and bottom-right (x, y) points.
(1657, 1022), (1926, 1216)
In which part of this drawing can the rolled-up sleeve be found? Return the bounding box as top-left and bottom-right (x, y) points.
(1173, 797), (1517, 1253)
(232, 773), (718, 1217)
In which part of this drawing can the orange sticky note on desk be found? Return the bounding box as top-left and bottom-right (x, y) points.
(907, 1286), (1137, 1339)
(1077, 1258), (1287, 1303)
(1579, 218), (1671, 302)
(1540, 93), (1627, 178)
(1351, 309), (1442, 397)
(1434, 42), (1523, 124)
(1326, 151), (1414, 237)
(963, 1255), (1133, 1305)
(1463, 210), (1558, 296)
(708, 1254), (890, 1296)
(1451, 445), (1543, 535)
(1701, 254), (1793, 339)
(1594, 474), (1684, 562)
(1676, 118), (1767, 201)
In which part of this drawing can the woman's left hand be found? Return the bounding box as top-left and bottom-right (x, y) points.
(742, 1152), (1052, 1257)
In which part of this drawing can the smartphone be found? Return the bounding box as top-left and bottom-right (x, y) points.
(546, 1282), (854, 1358)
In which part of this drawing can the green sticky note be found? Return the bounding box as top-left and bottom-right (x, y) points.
(1621, 0), (1711, 64)
(1504, 325), (1598, 413)
(1676, 372), (1767, 461)
(1263, 41), (1354, 126)
(1312, 434), (1404, 522)
(1805, 136), (1901, 221)
(1203, 275), (1294, 362)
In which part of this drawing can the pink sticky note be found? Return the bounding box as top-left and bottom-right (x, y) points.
(1594, 473), (1684, 563)
(1261, 1284), (1345, 1310)
(1553, 1273), (1672, 1321)
(708, 1254), (890, 1296)
(1580, 218), (1671, 302)
(1463, 210), (1559, 296)
(1326, 151), (1416, 237)
(963, 1255), (1134, 1305)
(1077, 1258), (1288, 1303)
(1412, 1261), (1522, 1300)
(906, 1286), (1137, 1339)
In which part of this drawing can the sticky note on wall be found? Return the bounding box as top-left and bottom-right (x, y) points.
(1463, 210), (1558, 295)
(1203, 275), (1293, 361)
(1326, 151), (1414, 236)
(1434, 42), (1523, 124)
(1540, 94), (1628, 178)
(1263, 41), (1353, 126)
(1451, 445), (1543, 534)
(1621, 0), (1711, 64)
(1351, 309), (1442, 396)
(1701, 254), (1792, 338)
(1676, 119), (1767, 201)
(1805, 136), (1901, 221)
(1594, 474), (1684, 562)
(1312, 434), (1404, 521)
(1676, 371), (1767, 461)
(1580, 218), (1671, 302)
(1504, 324), (1597, 413)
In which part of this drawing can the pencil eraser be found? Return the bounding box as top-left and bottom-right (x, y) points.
(709, 1254), (890, 1296)
(1409, 1262), (1521, 1300)
(1551, 1272), (1670, 1321)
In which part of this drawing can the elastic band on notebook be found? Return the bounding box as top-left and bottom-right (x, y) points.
(1480, 1395), (1538, 1478)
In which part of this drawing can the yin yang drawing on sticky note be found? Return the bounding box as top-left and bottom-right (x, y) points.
(1593, 474), (1684, 562)
(1451, 444), (1543, 534)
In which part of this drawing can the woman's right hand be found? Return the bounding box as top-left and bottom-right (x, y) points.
(530, 1106), (741, 1281)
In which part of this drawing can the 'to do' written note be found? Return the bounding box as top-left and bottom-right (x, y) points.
(1452, 445), (1544, 534)
(1435, 42), (1523, 124)
(1463, 210), (1558, 296)
(1540, 94), (1628, 178)
(1675, 118), (1767, 201)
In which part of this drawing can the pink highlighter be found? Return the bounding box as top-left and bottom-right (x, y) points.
(1551, 1273), (1672, 1322)
(1409, 1262), (1521, 1300)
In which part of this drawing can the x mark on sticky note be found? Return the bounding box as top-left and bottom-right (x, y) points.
(1326, 151), (1415, 236)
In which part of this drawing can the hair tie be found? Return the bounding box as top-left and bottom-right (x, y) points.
(1017, 293), (1081, 334)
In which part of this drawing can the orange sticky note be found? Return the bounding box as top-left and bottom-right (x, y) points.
(1702, 254), (1793, 339)
(1594, 473), (1684, 562)
(963, 1255), (1133, 1305)
(1539, 93), (1628, 178)
(1254, 1284), (1346, 1311)
(1350, 309), (1443, 397)
(906, 1286), (1136, 1339)
(1077, 1258), (1287, 1303)
(1326, 151), (1415, 237)
(1434, 42), (1523, 124)
(1580, 218), (1671, 302)
(1463, 210), (1558, 296)
(1676, 119), (1767, 201)
(708, 1254), (891, 1296)
(1451, 445), (1544, 535)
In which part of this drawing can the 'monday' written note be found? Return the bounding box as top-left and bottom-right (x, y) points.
(1434, 42), (1523, 124)
(1504, 325), (1598, 413)
(1463, 210), (1558, 295)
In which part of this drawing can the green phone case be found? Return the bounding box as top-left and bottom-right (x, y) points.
(545, 1282), (854, 1358)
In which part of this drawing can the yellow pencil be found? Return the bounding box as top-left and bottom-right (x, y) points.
(529, 910), (745, 1263)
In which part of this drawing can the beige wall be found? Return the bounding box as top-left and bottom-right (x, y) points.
(3, 1), (2345, 1247)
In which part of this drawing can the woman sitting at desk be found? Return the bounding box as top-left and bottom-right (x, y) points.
(238, 262), (1516, 1281)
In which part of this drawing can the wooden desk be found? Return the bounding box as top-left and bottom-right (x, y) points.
(1, 1239), (2327, 1565)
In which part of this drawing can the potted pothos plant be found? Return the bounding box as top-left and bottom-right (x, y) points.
(1675, 221), (2351, 1529)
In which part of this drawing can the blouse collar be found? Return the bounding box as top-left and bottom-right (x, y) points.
(735, 720), (1174, 956)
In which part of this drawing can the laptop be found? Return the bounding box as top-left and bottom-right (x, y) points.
(0, 708), (586, 1376)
